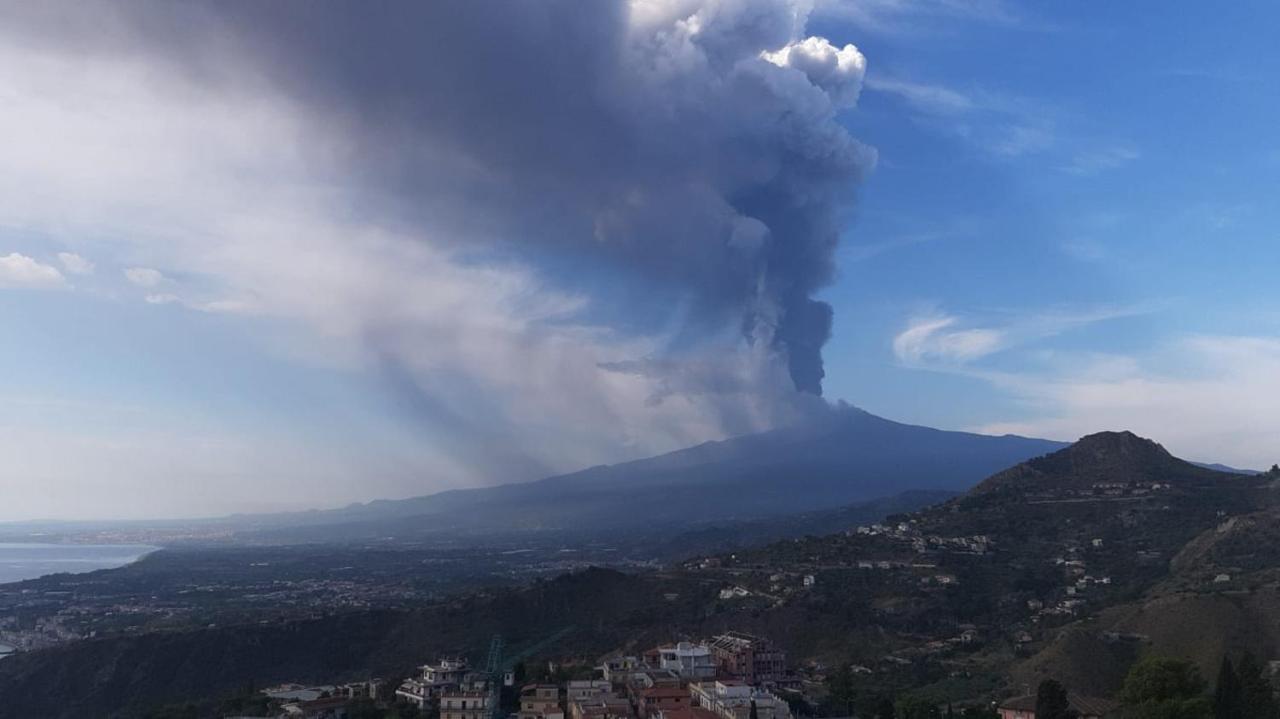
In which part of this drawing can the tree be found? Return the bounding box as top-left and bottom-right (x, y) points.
(876, 696), (897, 719)
(1119, 656), (1212, 719)
(1213, 656), (1242, 719)
(1036, 680), (1077, 719)
(1234, 653), (1278, 719)
(350, 698), (388, 719)
(896, 694), (940, 719)
(825, 663), (856, 717)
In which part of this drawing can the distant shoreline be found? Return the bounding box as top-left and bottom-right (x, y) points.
(0, 543), (159, 586)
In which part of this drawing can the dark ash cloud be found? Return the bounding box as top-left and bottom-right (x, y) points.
(94, 0), (874, 396)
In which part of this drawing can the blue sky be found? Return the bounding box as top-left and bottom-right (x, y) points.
(2, 1), (1278, 519)
(817, 1), (1280, 460)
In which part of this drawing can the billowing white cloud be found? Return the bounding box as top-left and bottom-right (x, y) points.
(56, 251), (94, 275)
(0, 252), (65, 289)
(762, 36), (866, 107)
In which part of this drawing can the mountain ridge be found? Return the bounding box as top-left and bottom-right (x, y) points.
(239, 406), (1068, 540)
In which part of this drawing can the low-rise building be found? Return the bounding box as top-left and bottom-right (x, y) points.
(655, 642), (717, 680)
(570, 694), (634, 719)
(636, 685), (691, 719)
(567, 680), (614, 702)
(689, 681), (792, 719)
(397, 658), (473, 709)
(520, 684), (563, 719)
(337, 679), (383, 699)
(441, 691), (490, 719)
(707, 633), (786, 686)
(601, 655), (643, 683)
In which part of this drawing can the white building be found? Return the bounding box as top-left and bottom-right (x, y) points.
(656, 642), (717, 680)
(600, 655), (643, 682)
(397, 658), (473, 708)
(689, 681), (792, 719)
(442, 691), (490, 719)
(566, 679), (613, 702)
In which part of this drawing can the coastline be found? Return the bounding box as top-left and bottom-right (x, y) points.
(0, 543), (159, 586)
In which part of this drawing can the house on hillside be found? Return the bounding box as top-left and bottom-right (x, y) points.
(441, 691), (490, 719)
(655, 642), (717, 680)
(397, 658), (473, 708)
(636, 685), (691, 719)
(997, 693), (1118, 719)
(707, 632), (786, 685)
(689, 680), (792, 719)
(520, 684), (564, 719)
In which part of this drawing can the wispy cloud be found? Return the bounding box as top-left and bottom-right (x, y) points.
(987, 122), (1056, 157)
(864, 72), (1137, 171)
(892, 304), (1150, 366)
(123, 267), (166, 288)
(893, 315), (1006, 363)
(815, 0), (1026, 35)
(863, 76), (974, 115)
(864, 73), (1060, 159)
(56, 251), (94, 275)
(1060, 144), (1140, 175)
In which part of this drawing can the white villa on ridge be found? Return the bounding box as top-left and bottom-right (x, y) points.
(656, 642), (717, 680)
(396, 658), (474, 709)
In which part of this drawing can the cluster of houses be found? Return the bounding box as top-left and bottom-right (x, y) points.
(390, 632), (794, 719)
(852, 523), (992, 557)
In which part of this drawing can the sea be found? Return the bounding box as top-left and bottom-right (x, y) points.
(0, 542), (156, 585)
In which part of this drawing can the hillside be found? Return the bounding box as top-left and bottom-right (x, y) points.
(685, 432), (1278, 702)
(1013, 503), (1280, 695)
(243, 406), (1063, 541)
(1, 431), (1274, 716)
(0, 569), (709, 719)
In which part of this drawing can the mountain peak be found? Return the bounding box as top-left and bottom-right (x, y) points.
(1068, 430), (1172, 463)
(971, 430), (1220, 495)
